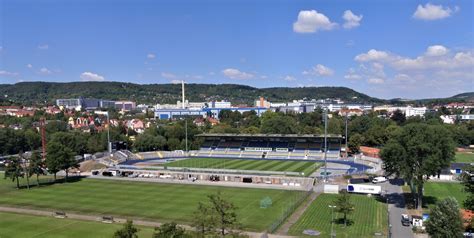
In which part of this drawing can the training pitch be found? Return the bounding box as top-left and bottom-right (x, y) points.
(0, 175), (305, 231)
(164, 158), (321, 176)
(0, 211), (155, 238)
(289, 194), (388, 238)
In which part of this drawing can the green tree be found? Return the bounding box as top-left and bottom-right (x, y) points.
(260, 113), (297, 134)
(192, 202), (216, 237)
(4, 156), (23, 189)
(113, 220), (138, 238)
(153, 222), (190, 238)
(461, 165), (474, 211)
(348, 133), (363, 154)
(334, 190), (355, 227)
(46, 142), (77, 181)
(381, 124), (455, 209)
(390, 109), (406, 125)
(134, 134), (166, 152)
(208, 192), (239, 236)
(426, 197), (463, 238)
(28, 151), (45, 186)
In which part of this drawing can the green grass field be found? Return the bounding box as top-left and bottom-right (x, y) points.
(165, 158), (321, 176)
(0, 211), (155, 238)
(289, 194), (388, 238)
(423, 182), (467, 209)
(0, 175), (305, 231)
(455, 152), (474, 163)
(402, 181), (467, 210)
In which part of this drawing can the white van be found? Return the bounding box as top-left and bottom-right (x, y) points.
(372, 176), (388, 183)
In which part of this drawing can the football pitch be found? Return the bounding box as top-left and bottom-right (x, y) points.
(289, 194), (388, 238)
(165, 158), (321, 176)
(0, 211), (155, 238)
(455, 152), (474, 163)
(0, 175), (305, 231)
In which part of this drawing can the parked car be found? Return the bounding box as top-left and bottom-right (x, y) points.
(372, 176), (388, 183)
(401, 214), (411, 226)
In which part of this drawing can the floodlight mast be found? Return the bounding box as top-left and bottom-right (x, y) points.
(324, 108), (328, 182)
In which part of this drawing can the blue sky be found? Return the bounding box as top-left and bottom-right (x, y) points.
(0, 0), (473, 99)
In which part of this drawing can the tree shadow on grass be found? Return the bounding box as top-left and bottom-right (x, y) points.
(15, 176), (86, 190)
(334, 218), (354, 227)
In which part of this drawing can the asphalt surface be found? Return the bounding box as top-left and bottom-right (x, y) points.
(382, 179), (414, 238)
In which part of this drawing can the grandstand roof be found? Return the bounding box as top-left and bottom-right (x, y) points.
(196, 133), (343, 138)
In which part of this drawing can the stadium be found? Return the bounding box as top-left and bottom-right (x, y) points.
(114, 133), (372, 191)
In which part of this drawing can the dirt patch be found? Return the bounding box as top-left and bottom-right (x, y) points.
(79, 160), (107, 172)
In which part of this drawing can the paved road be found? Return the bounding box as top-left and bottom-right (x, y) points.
(383, 179), (414, 238)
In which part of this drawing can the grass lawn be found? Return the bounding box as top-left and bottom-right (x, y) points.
(0, 211), (154, 238)
(402, 182), (466, 210)
(289, 194), (388, 238)
(455, 152), (474, 163)
(423, 182), (467, 209)
(165, 158), (321, 176)
(0, 175), (305, 231)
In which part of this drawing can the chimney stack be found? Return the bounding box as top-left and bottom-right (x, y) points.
(181, 80), (185, 109)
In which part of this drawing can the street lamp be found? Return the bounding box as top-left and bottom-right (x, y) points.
(323, 108), (328, 182)
(329, 205), (336, 238)
(385, 190), (391, 238)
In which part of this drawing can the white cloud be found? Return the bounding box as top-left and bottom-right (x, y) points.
(342, 10), (363, 29)
(39, 67), (52, 75)
(284, 75), (296, 81)
(38, 44), (49, 50)
(293, 10), (337, 33)
(161, 72), (177, 79)
(260, 75), (268, 79)
(26, 64), (33, 69)
(221, 68), (254, 80)
(355, 49), (391, 62)
(0, 70), (19, 77)
(147, 53), (156, 59)
(413, 3), (458, 20)
(344, 68), (362, 80)
(80, 72), (105, 81)
(350, 45), (474, 98)
(170, 80), (181, 84)
(367, 78), (384, 84)
(302, 64), (334, 76)
(425, 45), (448, 57)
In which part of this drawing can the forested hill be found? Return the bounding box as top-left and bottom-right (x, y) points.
(0, 81), (383, 105)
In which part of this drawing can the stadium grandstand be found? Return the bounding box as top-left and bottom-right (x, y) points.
(195, 133), (342, 160)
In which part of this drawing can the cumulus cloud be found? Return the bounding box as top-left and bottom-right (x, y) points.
(26, 64), (33, 69)
(284, 75), (296, 81)
(349, 45), (474, 98)
(38, 67), (52, 75)
(342, 10), (363, 29)
(170, 80), (181, 84)
(425, 45), (448, 57)
(293, 10), (337, 33)
(355, 49), (391, 62)
(147, 53), (156, 59)
(80, 72), (105, 81)
(221, 68), (254, 80)
(0, 70), (19, 77)
(302, 64), (335, 76)
(38, 44), (49, 50)
(413, 3), (459, 20)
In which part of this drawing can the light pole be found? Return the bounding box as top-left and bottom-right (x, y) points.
(323, 108), (328, 182)
(106, 111), (111, 155)
(329, 205), (336, 238)
(385, 189), (391, 238)
(344, 113), (348, 159)
(185, 119), (188, 153)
